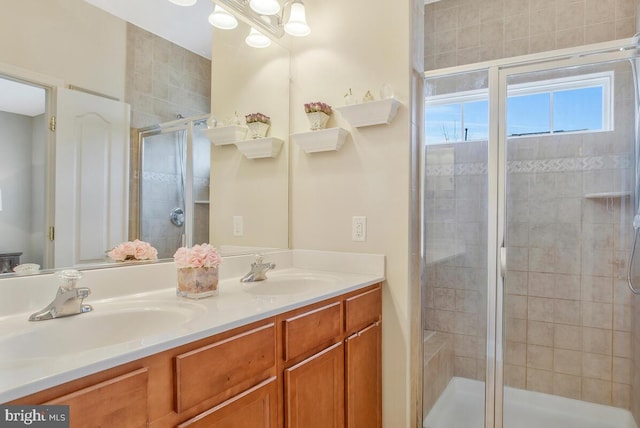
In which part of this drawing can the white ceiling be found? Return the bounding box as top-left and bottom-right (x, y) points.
(85, 0), (215, 59)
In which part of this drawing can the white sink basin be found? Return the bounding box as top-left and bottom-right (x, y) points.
(0, 300), (205, 363)
(243, 272), (340, 296)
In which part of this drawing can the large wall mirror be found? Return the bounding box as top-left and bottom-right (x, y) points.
(0, 0), (289, 277)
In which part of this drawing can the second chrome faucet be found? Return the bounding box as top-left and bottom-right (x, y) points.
(240, 255), (276, 282)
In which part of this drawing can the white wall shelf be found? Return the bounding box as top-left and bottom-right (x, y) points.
(584, 191), (631, 199)
(194, 200), (210, 204)
(291, 127), (349, 153)
(202, 125), (248, 146)
(234, 137), (283, 159)
(335, 97), (401, 128)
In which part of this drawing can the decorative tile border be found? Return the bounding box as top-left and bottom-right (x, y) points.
(426, 154), (630, 176)
(142, 171), (209, 187)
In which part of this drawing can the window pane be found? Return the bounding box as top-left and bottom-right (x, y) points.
(463, 100), (489, 141)
(507, 93), (550, 136)
(426, 104), (462, 144)
(553, 86), (603, 132)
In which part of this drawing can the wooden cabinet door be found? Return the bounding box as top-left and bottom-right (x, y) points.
(345, 322), (381, 428)
(285, 342), (344, 428)
(45, 368), (148, 428)
(177, 377), (277, 428)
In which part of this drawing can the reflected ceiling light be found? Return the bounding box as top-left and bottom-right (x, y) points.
(249, 0), (281, 15)
(245, 27), (272, 48)
(168, 0), (198, 6)
(208, 5), (238, 29)
(284, 0), (310, 37)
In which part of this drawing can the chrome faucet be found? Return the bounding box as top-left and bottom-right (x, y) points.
(29, 270), (93, 321)
(240, 255), (276, 282)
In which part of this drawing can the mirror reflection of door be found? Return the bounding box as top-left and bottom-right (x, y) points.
(0, 75), (131, 271)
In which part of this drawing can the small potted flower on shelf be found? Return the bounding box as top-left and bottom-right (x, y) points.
(245, 112), (271, 139)
(173, 243), (222, 299)
(304, 102), (332, 130)
(107, 239), (158, 262)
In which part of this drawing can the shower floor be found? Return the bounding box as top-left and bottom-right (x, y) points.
(424, 377), (638, 428)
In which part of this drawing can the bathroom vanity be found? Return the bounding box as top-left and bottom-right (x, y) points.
(0, 250), (383, 428)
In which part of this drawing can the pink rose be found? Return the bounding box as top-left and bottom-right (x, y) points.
(173, 247), (190, 269)
(107, 246), (126, 261)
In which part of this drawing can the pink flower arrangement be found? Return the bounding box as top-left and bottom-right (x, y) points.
(107, 239), (158, 262)
(245, 112), (271, 125)
(173, 243), (222, 269)
(304, 102), (332, 115)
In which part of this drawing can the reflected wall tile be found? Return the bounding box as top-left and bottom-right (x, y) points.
(582, 301), (613, 329)
(554, 324), (583, 350)
(612, 383), (631, 409)
(582, 352), (612, 380)
(612, 357), (632, 384)
(582, 327), (613, 355)
(505, 364), (526, 388)
(528, 297), (555, 321)
(553, 373), (582, 399)
(582, 378), (612, 405)
(554, 299), (581, 325)
(613, 331), (631, 357)
(526, 368), (554, 393)
(613, 303), (631, 331)
(527, 321), (554, 347)
(581, 276), (613, 303)
(554, 348), (583, 375)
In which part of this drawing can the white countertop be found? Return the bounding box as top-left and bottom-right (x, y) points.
(0, 250), (384, 403)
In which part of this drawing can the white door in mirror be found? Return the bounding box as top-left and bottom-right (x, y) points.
(55, 89), (130, 267)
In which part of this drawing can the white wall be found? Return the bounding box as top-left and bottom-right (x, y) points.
(0, 111), (36, 265)
(288, 0), (419, 425)
(210, 21), (290, 251)
(0, 0), (127, 100)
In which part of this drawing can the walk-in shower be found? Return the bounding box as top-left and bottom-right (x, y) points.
(422, 37), (640, 428)
(136, 114), (211, 259)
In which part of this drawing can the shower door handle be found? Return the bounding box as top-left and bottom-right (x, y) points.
(499, 246), (507, 278)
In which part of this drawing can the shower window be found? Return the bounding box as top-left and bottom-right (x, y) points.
(426, 71), (612, 144)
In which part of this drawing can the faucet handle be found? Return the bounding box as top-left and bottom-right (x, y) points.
(57, 269), (83, 291)
(254, 254), (264, 264)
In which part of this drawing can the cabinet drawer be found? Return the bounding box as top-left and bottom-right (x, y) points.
(175, 323), (275, 413)
(283, 302), (342, 362)
(45, 368), (148, 428)
(345, 286), (381, 335)
(177, 377), (277, 428)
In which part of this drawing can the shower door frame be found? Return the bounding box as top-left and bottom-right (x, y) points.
(422, 36), (639, 428)
(136, 114), (209, 251)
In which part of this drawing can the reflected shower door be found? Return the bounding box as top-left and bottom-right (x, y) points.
(423, 69), (490, 428)
(501, 56), (636, 426)
(139, 128), (188, 259)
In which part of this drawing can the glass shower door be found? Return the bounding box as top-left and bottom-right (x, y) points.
(423, 69), (491, 428)
(501, 56), (636, 427)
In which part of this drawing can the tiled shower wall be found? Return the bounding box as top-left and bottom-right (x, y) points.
(125, 24), (211, 253)
(424, 0), (637, 70)
(424, 65), (637, 410)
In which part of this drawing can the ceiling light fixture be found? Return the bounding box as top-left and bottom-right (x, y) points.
(283, 0), (309, 37)
(245, 27), (272, 48)
(208, 5), (239, 29)
(168, 0), (198, 6)
(249, 0), (281, 15)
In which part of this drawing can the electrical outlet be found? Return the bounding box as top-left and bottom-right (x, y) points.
(352, 216), (366, 242)
(233, 215), (243, 236)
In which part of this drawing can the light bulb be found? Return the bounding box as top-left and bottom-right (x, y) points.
(208, 5), (238, 29)
(249, 0), (280, 15)
(245, 28), (271, 48)
(284, 1), (310, 37)
(168, 0), (197, 6)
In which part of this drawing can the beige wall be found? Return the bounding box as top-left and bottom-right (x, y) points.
(0, 0), (126, 100)
(425, 0), (637, 70)
(288, 0), (418, 425)
(210, 22), (289, 252)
